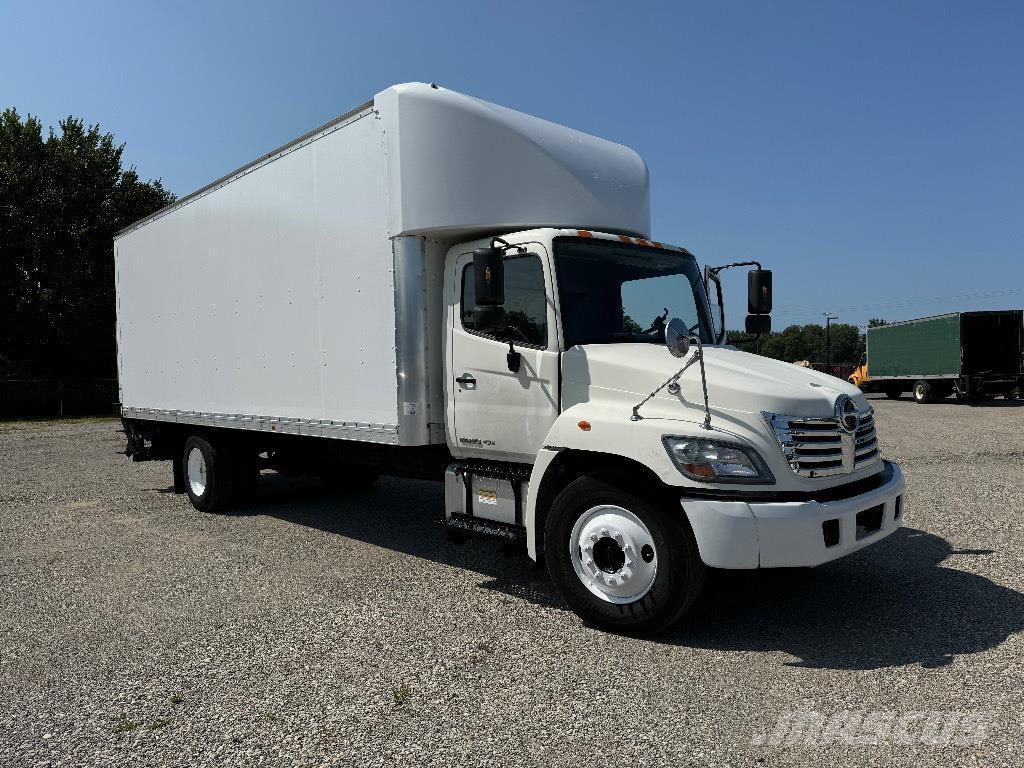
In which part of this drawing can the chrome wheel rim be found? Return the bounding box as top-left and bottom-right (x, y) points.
(186, 446), (208, 497)
(569, 505), (657, 604)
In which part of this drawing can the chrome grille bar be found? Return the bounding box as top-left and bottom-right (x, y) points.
(763, 405), (881, 478)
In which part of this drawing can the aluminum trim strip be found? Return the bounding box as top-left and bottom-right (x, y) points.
(122, 406), (399, 444)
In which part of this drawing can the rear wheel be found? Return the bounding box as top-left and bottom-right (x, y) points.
(913, 380), (933, 404)
(884, 386), (903, 400)
(544, 476), (705, 636)
(183, 435), (235, 512)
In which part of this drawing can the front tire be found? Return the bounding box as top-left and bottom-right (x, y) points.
(544, 476), (705, 636)
(183, 435), (235, 512)
(913, 380), (933, 404)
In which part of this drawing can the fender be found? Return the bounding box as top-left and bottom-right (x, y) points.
(524, 402), (708, 559)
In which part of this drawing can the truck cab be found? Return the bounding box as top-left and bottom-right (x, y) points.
(440, 227), (904, 633)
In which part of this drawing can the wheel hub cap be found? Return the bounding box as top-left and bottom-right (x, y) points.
(570, 505), (657, 604)
(186, 446), (208, 497)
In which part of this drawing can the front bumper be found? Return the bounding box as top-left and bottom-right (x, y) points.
(682, 462), (905, 568)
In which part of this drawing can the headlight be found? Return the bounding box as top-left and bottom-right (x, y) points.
(662, 436), (775, 484)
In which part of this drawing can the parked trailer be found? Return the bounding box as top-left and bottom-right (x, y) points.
(116, 83), (905, 634)
(852, 311), (1023, 403)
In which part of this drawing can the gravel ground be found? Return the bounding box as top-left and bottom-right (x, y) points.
(1, 398), (1022, 767)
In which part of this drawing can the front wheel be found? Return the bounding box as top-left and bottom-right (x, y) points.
(544, 476), (705, 636)
(913, 380), (933, 404)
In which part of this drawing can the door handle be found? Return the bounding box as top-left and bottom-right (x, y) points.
(455, 373), (477, 389)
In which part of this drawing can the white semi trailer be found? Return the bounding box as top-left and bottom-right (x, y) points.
(116, 83), (905, 634)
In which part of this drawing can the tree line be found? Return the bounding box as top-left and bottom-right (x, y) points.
(727, 319), (888, 367)
(1, 109), (174, 380)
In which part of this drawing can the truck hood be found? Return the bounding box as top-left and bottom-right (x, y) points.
(561, 343), (867, 421)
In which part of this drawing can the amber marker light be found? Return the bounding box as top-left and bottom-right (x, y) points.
(577, 420), (592, 431)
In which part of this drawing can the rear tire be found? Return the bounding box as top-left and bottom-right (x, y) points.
(544, 476), (705, 636)
(885, 387), (903, 400)
(913, 380), (933, 404)
(183, 435), (235, 512)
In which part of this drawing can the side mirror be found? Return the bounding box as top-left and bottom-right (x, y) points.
(745, 314), (771, 334)
(472, 305), (506, 335)
(665, 318), (691, 358)
(748, 269), (772, 315)
(473, 247), (505, 307)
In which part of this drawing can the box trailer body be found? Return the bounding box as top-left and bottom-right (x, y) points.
(116, 86), (648, 447)
(116, 83), (905, 634)
(857, 311), (1023, 403)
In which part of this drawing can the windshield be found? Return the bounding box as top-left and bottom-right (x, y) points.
(554, 236), (714, 348)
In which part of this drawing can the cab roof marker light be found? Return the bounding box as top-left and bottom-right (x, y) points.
(577, 229), (593, 237)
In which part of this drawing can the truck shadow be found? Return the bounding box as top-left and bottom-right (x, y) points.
(669, 529), (1024, 669)
(248, 474), (1023, 671)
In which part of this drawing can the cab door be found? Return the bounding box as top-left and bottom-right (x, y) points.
(449, 246), (560, 463)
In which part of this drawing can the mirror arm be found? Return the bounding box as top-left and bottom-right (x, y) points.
(630, 364), (688, 422)
(630, 335), (712, 429)
(692, 333), (712, 430)
(706, 260), (762, 275)
(491, 237), (526, 255)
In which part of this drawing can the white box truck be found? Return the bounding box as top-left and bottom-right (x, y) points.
(116, 83), (905, 634)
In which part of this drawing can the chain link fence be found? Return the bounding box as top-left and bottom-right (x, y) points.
(0, 379), (119, 420)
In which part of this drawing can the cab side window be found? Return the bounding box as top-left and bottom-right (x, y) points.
(462, 254), (547, 348)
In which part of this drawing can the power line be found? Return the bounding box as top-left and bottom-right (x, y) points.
(772, 287), (1024, 316)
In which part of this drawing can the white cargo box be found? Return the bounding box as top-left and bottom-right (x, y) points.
(115, 83), (650, 446)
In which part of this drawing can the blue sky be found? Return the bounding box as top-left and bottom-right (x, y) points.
(3, 0), (1021, 329)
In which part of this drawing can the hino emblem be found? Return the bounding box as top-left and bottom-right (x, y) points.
(835, 395), (859, 433)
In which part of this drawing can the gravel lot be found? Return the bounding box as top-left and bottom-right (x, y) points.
(2, 398), (1023, 767)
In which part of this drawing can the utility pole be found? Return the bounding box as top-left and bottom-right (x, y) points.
(823, 313), (838, 372)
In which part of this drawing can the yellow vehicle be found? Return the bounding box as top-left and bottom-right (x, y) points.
(848, 364), (870, 389)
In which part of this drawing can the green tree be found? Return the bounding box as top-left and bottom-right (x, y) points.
(0, 109), (174, 379)
(727, 322), (864, 366)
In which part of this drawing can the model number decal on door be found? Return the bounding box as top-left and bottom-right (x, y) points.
(459, 437), (495, 447)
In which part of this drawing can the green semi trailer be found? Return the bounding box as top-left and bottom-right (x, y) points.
(855, 311), (1023, 403)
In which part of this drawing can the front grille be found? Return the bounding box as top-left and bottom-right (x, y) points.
(764, 407), (881, 478)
